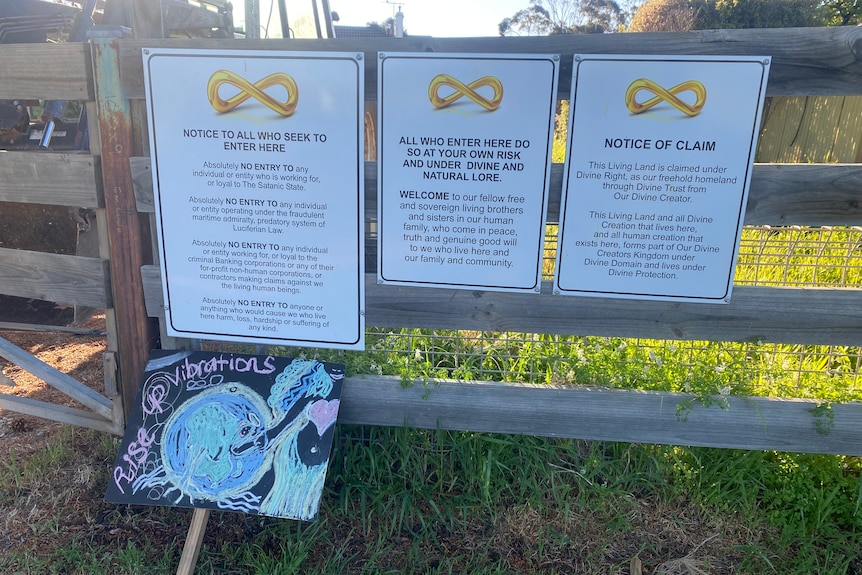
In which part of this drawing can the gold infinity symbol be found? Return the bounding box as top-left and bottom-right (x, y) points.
(428, 74), (503, 111)
(207, 70), (299, 116)
(625, 78), (706, 117)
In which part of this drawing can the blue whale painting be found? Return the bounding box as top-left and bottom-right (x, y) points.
(106, 351), (344, 521)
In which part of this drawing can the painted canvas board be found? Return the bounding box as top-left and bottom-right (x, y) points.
(106, 351), (344, 521)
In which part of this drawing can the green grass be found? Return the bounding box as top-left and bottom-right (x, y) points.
(3, 426), (858, 573)
(736, 227), (862, 287)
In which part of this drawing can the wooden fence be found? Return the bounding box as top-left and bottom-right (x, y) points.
(1, 25), (861, 454)
(0, 40), (124, 434)
(757, 95), (862, 163)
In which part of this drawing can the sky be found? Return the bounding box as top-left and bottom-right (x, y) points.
(328, 0), (528, 37)
(235, 0), (531, 39)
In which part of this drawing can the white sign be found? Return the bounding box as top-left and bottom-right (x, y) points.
(378, 53), (559, 293)
(555, 55), (770, 303)
(143, 49), (364, 348)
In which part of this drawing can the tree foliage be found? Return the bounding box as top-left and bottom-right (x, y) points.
(365, 17), (405, 37)
(822, 0), (862, 25)
(499, 2), (553, 35)
(499, 0), (625, 35)
(692, 0), (822, 29)
(628, 0), (835, 31)
(628, 0), (699, 31)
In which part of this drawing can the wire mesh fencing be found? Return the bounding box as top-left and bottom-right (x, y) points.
(351, 225), (862, 401)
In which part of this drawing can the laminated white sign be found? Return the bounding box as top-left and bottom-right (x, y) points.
(378, 53), (559, 293)
(555, 55), (770, 303)
(144, 49), (365, 348)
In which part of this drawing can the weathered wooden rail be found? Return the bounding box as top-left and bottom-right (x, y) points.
(1, 26), (861, 454)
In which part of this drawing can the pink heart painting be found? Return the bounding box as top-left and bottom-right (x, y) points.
(309, 399), (340, 436)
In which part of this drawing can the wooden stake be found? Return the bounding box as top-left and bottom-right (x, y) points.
(176, 508), (211, 575)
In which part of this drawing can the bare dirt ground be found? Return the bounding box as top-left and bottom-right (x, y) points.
(0, 313), (106, 453)
(0, 312), (114, 553)
(0, 312), (208, 565)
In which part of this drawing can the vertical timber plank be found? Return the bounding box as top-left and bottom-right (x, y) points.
(176, 509), (211, 575)
(86, 98), (125, 432)
(90, 36), (155, 419)
(130, 0), (165, 39)
(245, 0), (260, 38)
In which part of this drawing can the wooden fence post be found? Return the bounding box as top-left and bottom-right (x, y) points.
(90, 34), (156, 418)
